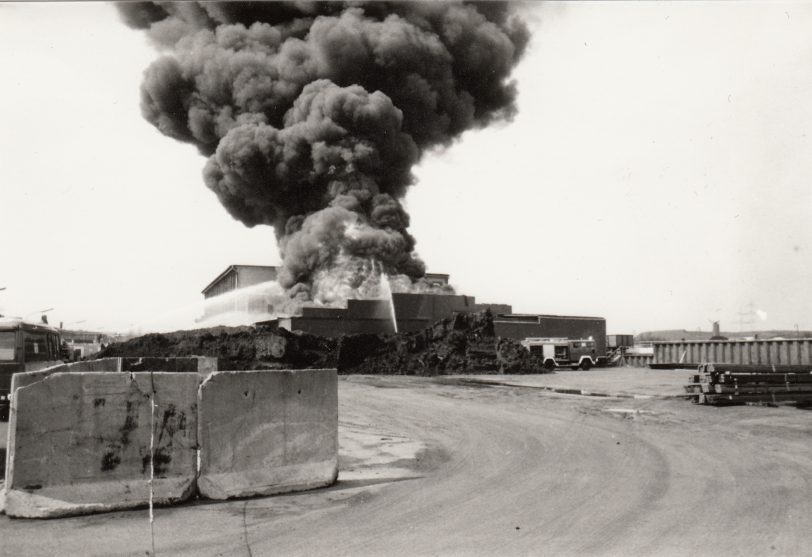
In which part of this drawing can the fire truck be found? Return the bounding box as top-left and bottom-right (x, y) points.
(520, 337), (600, 370)
(0, 317), (63, 420)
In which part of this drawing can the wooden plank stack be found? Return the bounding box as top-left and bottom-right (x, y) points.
(685, 363), (812, 405)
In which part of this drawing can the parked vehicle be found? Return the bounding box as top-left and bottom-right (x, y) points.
(0, 317), (63, 420)
(520, 337), (600, 370)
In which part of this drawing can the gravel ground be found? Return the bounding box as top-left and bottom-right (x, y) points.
(456, 366), (693, 398)
(2, 370), (811, 556)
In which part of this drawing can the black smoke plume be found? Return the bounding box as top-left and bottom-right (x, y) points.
(119, 1), (529, 304)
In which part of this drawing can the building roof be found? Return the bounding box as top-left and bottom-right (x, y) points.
(0, 316), (59, 333)
(495, 313), (605, 322)
(201, 265), (278, 295)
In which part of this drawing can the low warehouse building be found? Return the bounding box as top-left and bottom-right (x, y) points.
(264, 292), (500, 336)
(493, 314), (607, 356)
(265, 295), (605, 355)
(201, 265), (278, 320)
(200, 265), (606, 353)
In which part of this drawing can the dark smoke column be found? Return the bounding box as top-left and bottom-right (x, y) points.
(119, 1), (529, 304)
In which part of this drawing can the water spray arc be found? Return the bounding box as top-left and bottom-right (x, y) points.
(380, 273), (399, 334)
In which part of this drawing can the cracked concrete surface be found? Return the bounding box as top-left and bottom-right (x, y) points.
(4, 372), (198, 518)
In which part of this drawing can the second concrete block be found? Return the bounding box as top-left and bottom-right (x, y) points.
(197, 369), (338, 500)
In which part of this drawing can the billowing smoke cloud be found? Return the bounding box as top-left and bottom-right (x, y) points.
(119, 1), (529, 305)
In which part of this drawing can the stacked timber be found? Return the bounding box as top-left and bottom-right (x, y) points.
(685, 363), (812, 405)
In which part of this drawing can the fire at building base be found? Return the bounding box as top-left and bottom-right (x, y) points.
(97, 265), (607, 375)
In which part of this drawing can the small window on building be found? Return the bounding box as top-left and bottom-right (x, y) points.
(0, 331), (16, 361)
(24, 332), (50, 362)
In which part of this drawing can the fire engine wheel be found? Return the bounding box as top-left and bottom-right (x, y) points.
(579, 359), (592, 371)
(544, 359), (555, 371)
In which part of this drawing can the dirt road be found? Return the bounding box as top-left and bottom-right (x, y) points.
(2, 374), (811, 556)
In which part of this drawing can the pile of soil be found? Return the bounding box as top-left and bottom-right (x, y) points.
(336, 311), (547, 375)
(97, 310), (549, 375)
(98, 326), (337, 371)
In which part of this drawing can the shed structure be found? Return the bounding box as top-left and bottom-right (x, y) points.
(201, 265), (278, 320)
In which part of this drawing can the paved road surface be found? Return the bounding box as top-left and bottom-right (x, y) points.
(460, 368), (691, 398)
(2, 375), (811, 556)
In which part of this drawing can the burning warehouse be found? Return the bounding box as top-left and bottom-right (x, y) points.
(263, 298), (606, 353)
(200, 265), (494, 331)
(200, 265), (280, 320)
(199, 265), (605, 351)
(120, 1), (531, 317)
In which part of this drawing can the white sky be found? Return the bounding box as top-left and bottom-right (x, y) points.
(1, 1), (811, 334)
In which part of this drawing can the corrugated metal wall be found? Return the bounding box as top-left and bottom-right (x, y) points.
(236, 266), (278, 288)
(204, 271), (237, 299)
(653, 339), (812, 365)
(623, 354), (655, 368)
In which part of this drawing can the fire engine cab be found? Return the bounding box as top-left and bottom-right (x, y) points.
(520, 337), (599, 370)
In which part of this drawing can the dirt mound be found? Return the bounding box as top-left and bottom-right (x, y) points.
(98, 326), (337, 370)
(337, 311), (546, 375)
(97, 310), (549, 375)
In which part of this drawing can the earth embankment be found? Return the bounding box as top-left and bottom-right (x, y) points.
(97, 311), (546, 375)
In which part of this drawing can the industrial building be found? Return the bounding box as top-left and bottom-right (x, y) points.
(201, 265), (278, 320)
(261, 298), (606, 352)
(261, 292), (510, 336)
(59, 328), (111, 359)
(201, 265), (606, 349)
(493, 314), (607, 355)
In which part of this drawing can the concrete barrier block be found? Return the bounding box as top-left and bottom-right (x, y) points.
(68, 358), (123, 372)
(10, 358), (123, 393)
(196, 357), (218, 375)
(4, 372), (198, 518)
(198, 369), (337, 500)
(122, 357), (218, 375)
(10, 364), (69, 391)
(123, 357), (196, 372)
